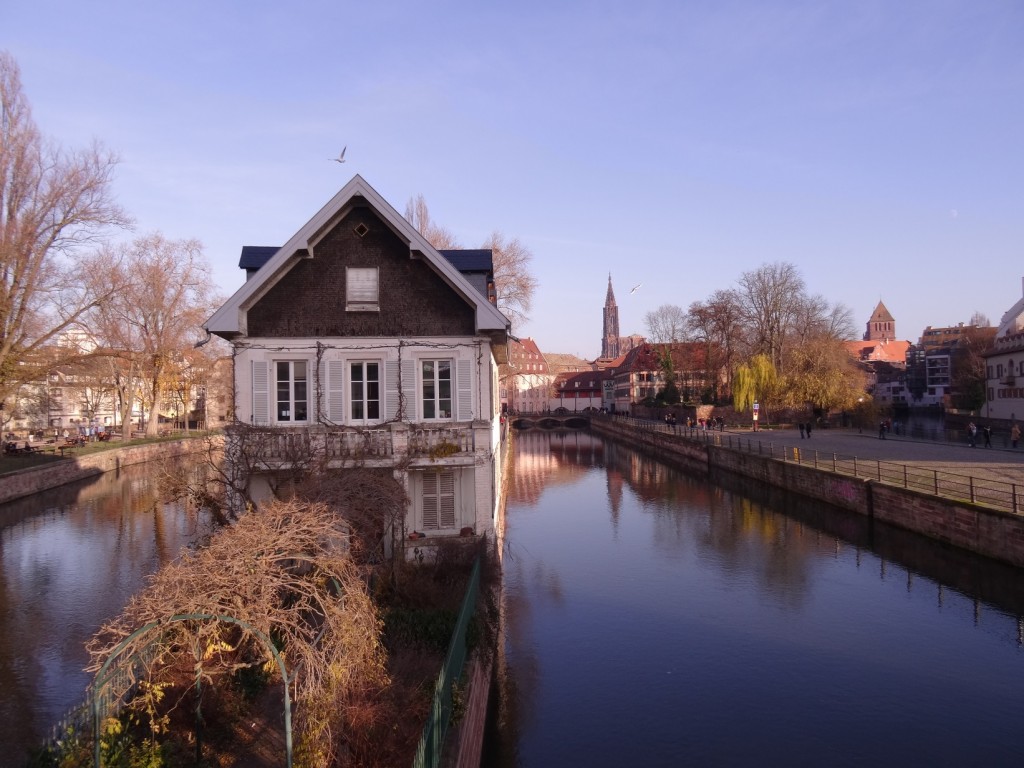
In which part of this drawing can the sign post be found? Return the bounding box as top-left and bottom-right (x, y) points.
(752, 401), (759, 432)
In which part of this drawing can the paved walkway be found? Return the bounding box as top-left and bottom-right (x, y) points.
(715, 426), (1024, 487)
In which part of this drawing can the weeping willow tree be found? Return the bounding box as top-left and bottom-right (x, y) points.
(783, 335), (865, 414)
(656, 346), (681, 404)
(733, 354), (779, 422)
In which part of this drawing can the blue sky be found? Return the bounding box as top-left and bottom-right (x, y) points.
(6, 0), (1024, 358)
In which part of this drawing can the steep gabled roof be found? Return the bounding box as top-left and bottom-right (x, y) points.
(205, 174), (509, 338)
(870, 301), (894, 323)
(615, 342), (710, 374)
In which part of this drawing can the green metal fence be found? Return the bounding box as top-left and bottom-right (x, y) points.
(412, 555), (481, 768)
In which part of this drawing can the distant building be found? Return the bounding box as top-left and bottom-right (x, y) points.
(864, 300), (896, 341)
(983, 277), (1024, 421)
(551, 370), (605, 412)
(501, 337), (554, 413)
(908, 323), (995, 408)
(543, 353), (594, 375)
(845, 303), (911, 407)
(609, 342), (719, 413)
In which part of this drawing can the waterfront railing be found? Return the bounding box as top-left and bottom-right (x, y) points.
(606, 415), (1023, 516)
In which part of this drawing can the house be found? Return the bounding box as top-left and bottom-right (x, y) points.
(609, 342), (719, 413)
(905, 322), (996, 408)
(983, 278), (1024, 422)
(550, 370), (605, 412)
(204, 175), (510, 547)
(500, 337), (554, 414)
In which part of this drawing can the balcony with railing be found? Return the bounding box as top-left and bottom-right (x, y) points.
(228, 421), (488, 469)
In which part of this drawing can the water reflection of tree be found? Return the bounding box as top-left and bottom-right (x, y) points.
(512, 429), (819, 608)
(0, 459), (214, 755)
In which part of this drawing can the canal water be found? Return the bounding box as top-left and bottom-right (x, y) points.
(486, 430), (1024, 767)
(0, 459), (213, 759)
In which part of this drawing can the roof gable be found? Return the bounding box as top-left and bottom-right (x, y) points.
(206, 175), (508, 338)
(870, 301), (894, 322)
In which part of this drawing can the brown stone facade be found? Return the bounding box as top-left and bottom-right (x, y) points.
(247, 204), (475, 338)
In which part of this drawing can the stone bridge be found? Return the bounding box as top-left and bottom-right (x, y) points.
(509, 412), (592, 429)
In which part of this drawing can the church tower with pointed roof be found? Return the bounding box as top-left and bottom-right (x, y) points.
(602, 274), (621, 359)
(865, 300), (896, 341)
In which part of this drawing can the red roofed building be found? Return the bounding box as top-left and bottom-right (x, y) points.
(501, 336), (554, 413)
(610, 342), (721, 413)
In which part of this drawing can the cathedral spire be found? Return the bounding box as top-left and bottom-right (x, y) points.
(602, 274), (620, 359)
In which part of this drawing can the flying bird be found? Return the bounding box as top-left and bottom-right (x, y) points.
(630, 283), (642, 294)
(329, 146), (347, 163)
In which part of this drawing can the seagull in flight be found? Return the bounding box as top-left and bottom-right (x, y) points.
(329, 146), (347, 163)
(630, 283), (642, 294)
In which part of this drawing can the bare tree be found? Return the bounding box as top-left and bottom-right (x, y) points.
(404, 194), (461, 249)
(644, 304), (688, 343)
(687, 290), (745, 399)
(969, 310), (991, 328)
(404, 195), (537, 329)
(481, 230), (538, 329)
(0, 51), (130, 404)
(735, 262), (807, 372)
(85, 234), (215, 436)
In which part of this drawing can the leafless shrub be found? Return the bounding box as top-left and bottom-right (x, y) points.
(85, 498), (388, 767)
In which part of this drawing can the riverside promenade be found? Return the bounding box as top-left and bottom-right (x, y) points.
(717, 425), (1024, 488)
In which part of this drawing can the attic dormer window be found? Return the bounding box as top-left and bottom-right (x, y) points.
(346, 267), (379, 311)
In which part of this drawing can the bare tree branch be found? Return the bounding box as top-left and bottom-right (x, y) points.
(0, 51), (130, 402)
(481, 230), (537, 330)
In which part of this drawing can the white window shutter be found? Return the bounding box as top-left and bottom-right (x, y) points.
(401, 359), (416, 421)
(439, 470), (456, 528)
(327, 360), (345, 423)
(422, 470), (456, 530)
(252, 361), (269, 425)
(456, 359), (473, 421)
(422, 472), (439, 529)
(385, 361), (400, 421)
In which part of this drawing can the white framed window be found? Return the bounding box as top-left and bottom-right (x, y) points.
(422, 469), (456, 530)
(421, 359), (453, 420)
(346, 267), (379, 311)
(275, 361), (309, 422)
(350, 361), (381, 422)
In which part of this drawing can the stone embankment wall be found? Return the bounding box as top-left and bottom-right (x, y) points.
(591, 419), (1024, 569)
(0, 439), (212, 505)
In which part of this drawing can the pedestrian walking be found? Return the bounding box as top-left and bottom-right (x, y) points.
(878, 421), (886, 440)
(1012, 422), (1021, 449)
(799, 422), (806, 439)
(806, 421), (813, 438)
(983, 426), (992, 448)
(967, 422), (977, 447)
